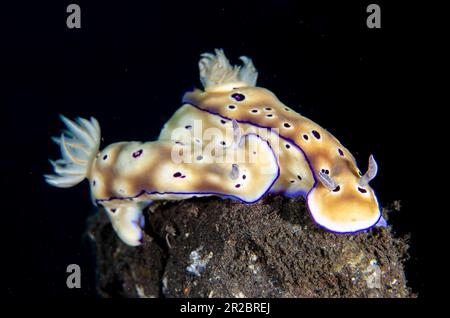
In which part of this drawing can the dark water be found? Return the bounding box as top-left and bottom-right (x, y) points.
(1, 1), (422, 298)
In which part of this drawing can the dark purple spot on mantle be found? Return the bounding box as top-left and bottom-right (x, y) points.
(92, 180), (96, 186)
(333, 186), (341, 192)
(312, 130), (321, 139)
(242, 175), (246, 180)
(103, 154), (108, 160)
(285, 144), (291, 149)
(266, 114), (273, 118)
(185, 125), (192, 130)
(181, 175), (186, 178)
(303, 134), (309, 140)
(228, 105), (236, 110)
(265, 107), (272, 111)
(358, 187), (367, 193)
(111, 208), (117, 213)
(220, 141), (226, 146)
(338, 148), (344, 156)
(173, 172), (182, 178)
(221, 119), (226, 124)
(231, 93), (245, 101)
(290, 180), (295, 183)
(284, 108), (290, 111)
(321, 169), (330, 175)
(284, 123), (291, 128)
(196, 155), (203, 161)
(251, 109), (258, 113)
(297, 175), (302, 180)
(132, 149), (143, 158)
(235, 184), (241, 188)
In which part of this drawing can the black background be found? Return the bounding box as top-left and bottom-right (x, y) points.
(1, 0), (423, 299)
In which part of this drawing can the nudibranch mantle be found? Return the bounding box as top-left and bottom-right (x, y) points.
(45, 49), (381, 246)
(158, 104), (315, 197)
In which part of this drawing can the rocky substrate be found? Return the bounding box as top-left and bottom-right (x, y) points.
(87, 195), (415, 298)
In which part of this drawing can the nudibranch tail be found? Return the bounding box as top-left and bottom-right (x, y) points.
(45, 115), (101, 187)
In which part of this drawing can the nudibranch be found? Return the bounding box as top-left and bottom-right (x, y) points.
(179, 49), (382, 233)
(45, 49), (382, 247)
(45, 115), (279, 246)
(159, 104), (315, 197)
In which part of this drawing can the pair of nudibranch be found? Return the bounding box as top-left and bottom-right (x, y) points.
(45, 49), (383, 246)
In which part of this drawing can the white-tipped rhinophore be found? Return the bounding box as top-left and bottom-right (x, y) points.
(317, 171), (338, 191)
(229, 164), (240, 180)
(359, 154), (378, 187)
(44, 115), (101, 188)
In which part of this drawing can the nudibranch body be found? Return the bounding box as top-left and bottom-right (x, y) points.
(46, 115), (279, 246)
(180, 49), (381, 233)
(159, 104), (315, 197)
(45, 49), (381, 246)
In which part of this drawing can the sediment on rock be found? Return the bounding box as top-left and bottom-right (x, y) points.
(87, 195), (415, 298)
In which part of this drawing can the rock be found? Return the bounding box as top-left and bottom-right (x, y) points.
(87, 195), (415, 298)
